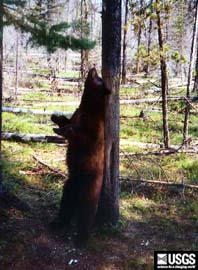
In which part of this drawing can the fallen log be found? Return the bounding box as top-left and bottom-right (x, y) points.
(2, 107), (73, 117)
(2, 132), (65, 144)
(120, 96), (198, 105)
(2, 132), (198, 154)
(120, 177), (198, 190)
(120, 148), (198, 156)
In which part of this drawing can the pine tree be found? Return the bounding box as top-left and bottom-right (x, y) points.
(3, 1), (96, 53)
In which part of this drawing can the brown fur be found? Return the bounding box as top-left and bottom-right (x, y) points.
(51, 68), (110, 243)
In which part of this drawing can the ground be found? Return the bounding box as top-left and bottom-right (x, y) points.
(0, 166), (197, 270)
(1, 75), (198, 269)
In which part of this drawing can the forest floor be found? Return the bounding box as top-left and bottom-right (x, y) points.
(1, 75), (198, 269)
(1, 144), (198, 270)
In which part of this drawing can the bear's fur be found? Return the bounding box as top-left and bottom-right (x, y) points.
(51, 68), (110, 243)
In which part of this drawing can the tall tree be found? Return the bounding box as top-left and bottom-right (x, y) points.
(193, 48), (198, 94)
(145, 0), (153, 75)
(183, 0), (198, 146)
(121, 0), (129, 84)
(80, 0), (89, 79)
(156, 0), (170, 148)
(14, 30), (19, 99)
(171, 0), (187, 80)
(97, 0), (121, 226)
(132, 0), (145, 74)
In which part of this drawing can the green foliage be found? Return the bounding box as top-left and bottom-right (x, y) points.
(181, 161), (198, 184)
(134, 44), (161, 67)
(171, 51), (186, 64)
(3, 1), (96, 53)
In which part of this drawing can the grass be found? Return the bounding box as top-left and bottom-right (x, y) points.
(2, 76), (198, 186)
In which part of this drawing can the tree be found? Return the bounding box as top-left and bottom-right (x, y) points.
(3, 2), (95, 54)
(193, 47), (198, 94)
(97, 0), (121, 226)
(156, 0), (170, 149)
(80, 0), (89, 79)
(121, 0), (129, 84)
(172, 0), (186, 79)
(145, 0), (153, 75)
(183, 0), (198, 146)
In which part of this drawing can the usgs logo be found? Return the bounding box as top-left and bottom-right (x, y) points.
(154, 251), (198, 270)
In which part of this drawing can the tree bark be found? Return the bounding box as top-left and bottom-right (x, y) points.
(97, 0), (121, 226)
(145, 0), (153, 75)
(121, 0), (129, 84)
(135, 0), (143, 74)
(183, 0), (198, 146)
(193, 49), (198, 94)
(0, 0), (4, 194)
(80, 0), (89, 79)
(15, 31), (19, 99)
(156, 0), (170, 149)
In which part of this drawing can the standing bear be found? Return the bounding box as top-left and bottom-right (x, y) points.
(51, 68), (110, 243)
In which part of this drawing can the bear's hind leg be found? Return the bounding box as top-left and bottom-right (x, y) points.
(50, 179), (78, 230)
(76, 183), (101, 245)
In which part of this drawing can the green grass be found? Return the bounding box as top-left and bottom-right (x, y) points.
(3, 112), (53, 134)
(2, 75), (198, 186)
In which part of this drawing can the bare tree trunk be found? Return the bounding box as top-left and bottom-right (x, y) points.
(183, 0), (198, 146)
(136, 27), (142, 74)
(15, 31), (19, 99)
(64, 0), (70, 73)
(97, 0), (121, 226)
(80, 0), (89, 79)
(46, 0), (55, 78)
(135, 0), (143, 74)
(121, 0), (129, 84)
(193, 50), (198, 94)
(0, 0), (4, 194)
(145, 0), (153, 75)
(156, 0), (170, 149)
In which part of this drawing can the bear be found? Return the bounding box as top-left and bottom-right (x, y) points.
(51, 68), (110, 244)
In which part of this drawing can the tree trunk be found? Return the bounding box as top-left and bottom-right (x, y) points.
(0, 0), (4, 194)
(193, 50), (198, 94)
(15, 31), (19, 99)
(121, 0), (129, 84)
(46, 0), (55, 78)
(156, 0), (170, 149)
(183, 0), (198, 146)
(135, 0), (143, 74)
(145, 0), (153, 75)
(97, 0), (121, 226)
(80, 0), (89, 79)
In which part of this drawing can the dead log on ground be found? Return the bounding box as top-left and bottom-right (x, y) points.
(120, 177), (198, 190)
(2, 107), (73, 117)
(2, 132), (65, 144)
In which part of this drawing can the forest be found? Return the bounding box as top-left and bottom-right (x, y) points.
(0, 0), (198, 269)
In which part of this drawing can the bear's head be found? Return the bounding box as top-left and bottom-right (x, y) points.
(84, 68), (111, 98)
